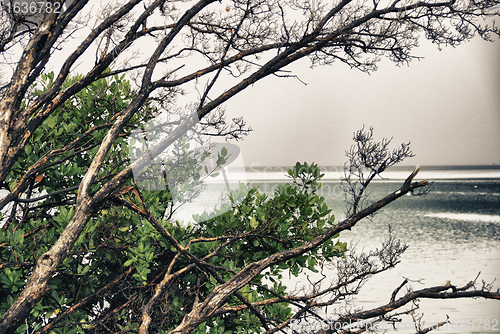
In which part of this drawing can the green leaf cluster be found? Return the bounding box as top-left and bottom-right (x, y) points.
(1, 71), (159, 333)
(1, 71), (346, 333)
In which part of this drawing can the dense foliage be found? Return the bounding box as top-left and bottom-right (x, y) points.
(0, 74), (347, 333)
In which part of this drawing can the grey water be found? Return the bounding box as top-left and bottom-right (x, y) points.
(171, 165), (500, 332)
(248, 166), (500, 333)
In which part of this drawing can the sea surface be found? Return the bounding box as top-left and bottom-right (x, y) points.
(174, 165), (500, 333)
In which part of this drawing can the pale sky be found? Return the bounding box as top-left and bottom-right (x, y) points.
(34, 3), (500, 168)
(220, 36), (500, 167)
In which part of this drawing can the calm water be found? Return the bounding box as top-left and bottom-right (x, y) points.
(174, 166), (500, 332)
(249, 168), (500, 333)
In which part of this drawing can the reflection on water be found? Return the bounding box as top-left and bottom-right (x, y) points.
(425, 212), (500, 223)
(253, 177), (500, 333)
(171, 168), (500, 332)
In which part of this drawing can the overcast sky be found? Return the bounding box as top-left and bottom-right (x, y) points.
(39, 3), (500, 168)
(219, 36), (500, 167)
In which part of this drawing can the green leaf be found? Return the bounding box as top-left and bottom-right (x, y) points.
(250, 217), (259, 229)
(240, 205), (250, 215)
(124, 259), (134, 267)
(13, 230), (24, 245)
(46, 116), (57, 129)
(9, 179), (17, 192)
(24, 145), (32, 155)
(216, 154), (227, 166)
(221, 146), (228, 157)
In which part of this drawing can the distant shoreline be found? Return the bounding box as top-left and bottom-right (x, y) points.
(244, 165), (500, 171)
(234, 165), (500, 181)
